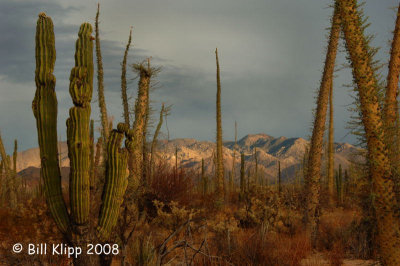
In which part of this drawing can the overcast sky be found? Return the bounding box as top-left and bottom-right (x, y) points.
(0, 0), (399, 153)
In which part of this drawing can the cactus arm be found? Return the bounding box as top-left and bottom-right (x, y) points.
(67, 22), (94, 229)
(97, 123), (129, 241)
(32, 13), (70, 233)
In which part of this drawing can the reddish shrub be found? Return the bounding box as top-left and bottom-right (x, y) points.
(150, 162), (194, 205)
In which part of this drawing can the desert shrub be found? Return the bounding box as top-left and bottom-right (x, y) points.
(317, 208), (375, 260)
(207, 211), (239, 256)
(128, 234), (156, 266)
(317, 209), (355, 251)
(232, 227), (311, 266)
(0, 197), (66, 264)
(152, 200), (199, 231)
(150, 162), (194, 205)
(346, 217), (376, 259)
(235, 186), (280, 228)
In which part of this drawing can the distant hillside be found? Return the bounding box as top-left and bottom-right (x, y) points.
(15, 133), (363, 184)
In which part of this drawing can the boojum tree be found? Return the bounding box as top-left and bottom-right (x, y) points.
(305, 1), (341, 246)
(337, 0), (400, 264)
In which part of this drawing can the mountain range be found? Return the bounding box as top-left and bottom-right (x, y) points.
(15, 133), (362, 185)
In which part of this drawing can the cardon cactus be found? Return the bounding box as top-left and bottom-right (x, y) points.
(67, 22), (94, 229)
(32, 12), (129, 249)
(32, 13), (70, 233)
(97, 124), (129, 240)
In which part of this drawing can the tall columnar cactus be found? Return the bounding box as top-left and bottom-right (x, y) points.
(335, 164), (343, 205)
(97, 124), (129, 240)
(121, 28), (132, 127)
(215, 48), (224, 204)
(327, 83), (335, 206)
(0, 134), (15, 207)
(129, 61), (152, 188)
(89, 120), (94, 192)
(240, 153), (245, 198)
(66, 22), (94, 229)
(231, 121), (237, 187)
(338, 0), (400, 264)
(150, 104), (166, 181)
(142, 62), (151, 185)
(32, 13), (70, 233)
(33, 14), (130, 259)
(95, 4), (109, 144)
(93, 136), (103, 190)
(13, 139), (17, 174)
(306, 2), (340, 246)
(384, 3), (400, 206)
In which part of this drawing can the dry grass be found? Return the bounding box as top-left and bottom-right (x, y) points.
(0, 166), (379, 265)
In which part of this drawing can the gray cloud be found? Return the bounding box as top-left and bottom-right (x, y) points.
(0, 0), (399, 154)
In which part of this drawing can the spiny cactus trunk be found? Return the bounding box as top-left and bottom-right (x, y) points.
(338, 0), (400, 264)
(335, 164), (343, 205)
(128, 61), (151, 189)
(232, 121), (237, 189)
(142, 77), (151, 186)
(89, 120), (97, 226)
(215, 48), (224, 204)
(95, 4), (109, 144)
(93, 136), (103, 190)
(384, 3), (400, 206)
(32, 13), (70, 233)
(327, 83), (335, 206)
(11, 139), (18, 206)
(89, 120), (94, 194)
(240, 153), (245, 200)
(121, 28), (132, 127)
(306, 2), (340, 247)
(67, 22), (94, 236)
(33, 14), (130, 266)
(150, 104), (165, 182)
(0, 134), (13, 207)
(97, 124), (129, 240)
(12, 140), (17, 174)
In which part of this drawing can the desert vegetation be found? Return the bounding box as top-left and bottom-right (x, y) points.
(1, 0), (400, 265)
